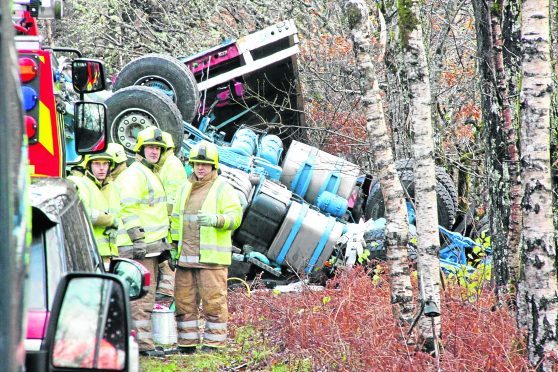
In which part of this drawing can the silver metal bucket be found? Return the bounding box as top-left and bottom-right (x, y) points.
(152, 309), (177, 345)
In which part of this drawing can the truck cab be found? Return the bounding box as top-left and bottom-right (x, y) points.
(13, 0), (108, 177)
(1, 2), (147, 371)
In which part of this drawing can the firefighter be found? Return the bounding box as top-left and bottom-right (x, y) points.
(155, 132), (187, 300)
(115, 126), (170, 357)
(68, 152), (120, 268)
(106, 142), (128, 180)
(68, 157), (86, 176)
(170, 141), (242, 354)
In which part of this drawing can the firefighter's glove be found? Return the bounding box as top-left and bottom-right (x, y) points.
(169, 246), (179, 271)
(168, 255), (177, 271)
(132, 240), (147, 260)
(197, 212), (220, 227)
(104, 227), (118, 241)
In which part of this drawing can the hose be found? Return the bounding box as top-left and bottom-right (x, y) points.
(227, 277), (251, 298)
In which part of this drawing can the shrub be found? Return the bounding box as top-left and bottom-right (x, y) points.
(229, 266), (531, 370)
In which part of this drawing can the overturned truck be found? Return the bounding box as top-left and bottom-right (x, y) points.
(97, 20), (458, 281)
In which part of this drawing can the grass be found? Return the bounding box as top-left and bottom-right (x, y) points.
(140, 325), (311, 371)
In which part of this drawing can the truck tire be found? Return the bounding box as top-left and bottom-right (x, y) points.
(113, 54), (199, 123)
(471, 216), (490, 240)
(395, 159), (458, 211)
(434, 168), (458, 211)
(106, 86), (183, 156)
(364, 170), (456, 228)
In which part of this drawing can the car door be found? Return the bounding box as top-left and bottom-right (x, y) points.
(57, 195), (103, 273)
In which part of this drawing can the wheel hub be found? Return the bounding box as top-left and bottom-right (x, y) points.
(135, 75), (176, 101)
(112, 109), (157, 151)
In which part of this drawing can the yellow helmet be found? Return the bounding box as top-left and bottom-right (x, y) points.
(133, 126), (167, 153)
(162, 131), (175, 149)
(83, 151), (115, 170)
(188, 141), (219, 169)
(106, 143), (127, 164)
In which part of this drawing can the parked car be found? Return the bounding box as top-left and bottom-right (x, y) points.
(25, 177), (149, 371)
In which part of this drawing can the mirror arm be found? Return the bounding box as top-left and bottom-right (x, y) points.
(43, 46), (82, 58)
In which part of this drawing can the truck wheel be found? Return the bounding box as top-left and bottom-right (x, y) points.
(113, 54), (199, 123)
(106, 86), (183, 156)
(435, 168), (458, 212)
(471, 216), (490, 240)
(364, 170), (456, 228)
(395, 159), (458, 211)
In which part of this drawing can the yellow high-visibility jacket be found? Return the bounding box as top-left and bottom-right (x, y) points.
(116, 161), (169, 245)
(158, 151), (187, 212)
(170, 176), (242, 265)
(68, 175), (119, 257)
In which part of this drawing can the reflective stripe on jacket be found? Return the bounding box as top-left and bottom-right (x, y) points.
(170, 176), (242, 265)
(68, 175), (119, 257)
(103, 182), (131, 247)
(116, 162), (169, 245)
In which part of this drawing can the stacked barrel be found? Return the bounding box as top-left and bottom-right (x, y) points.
(216, 129), (360, 274)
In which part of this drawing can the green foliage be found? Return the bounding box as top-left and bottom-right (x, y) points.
(474, 231), (491, 252)
(357, 247), (371, 264)
(140, 325), (290, 370)
(444, 233), (492, 301)
(371, 263), (383, 285)
(271, 358), (312, 372)
(397, 0), (418, 48)
(490, 1), (501, 16)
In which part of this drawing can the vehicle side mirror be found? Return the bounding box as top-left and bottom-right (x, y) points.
(108, 258), (150, 300)
(43, 273), (131, 371)
(72, 59), (106, 94)
(74, 101), (108, 154)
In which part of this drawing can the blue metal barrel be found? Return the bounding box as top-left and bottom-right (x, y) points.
(230, 128), (258, 156)
(315, 191), (348, 218)
(258, 135), (283, 165)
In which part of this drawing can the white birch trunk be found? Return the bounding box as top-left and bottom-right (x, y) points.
(344, 0), (414, 327)
(519, 0), (558, 369)
(401, 0), (442, 351)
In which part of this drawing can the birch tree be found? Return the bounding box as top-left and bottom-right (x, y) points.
(399, 0), (441, 351)
(472, 0), (522, 294)
(518, 0), (558, 368)
(495, 1), (522, 290)
(344, 0), (414, 328)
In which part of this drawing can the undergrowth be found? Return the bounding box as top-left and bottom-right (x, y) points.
(229, 266), (531, 371)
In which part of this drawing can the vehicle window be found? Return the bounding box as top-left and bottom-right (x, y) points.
(45, 226), (66, 308)
(25, 232), (47, 310)
(60, 198), (103, 273)
(52, 277), (126, 370)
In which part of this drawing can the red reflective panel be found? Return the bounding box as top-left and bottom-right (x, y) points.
(19, 57), (38, 83)
(25, 115), (38, 138)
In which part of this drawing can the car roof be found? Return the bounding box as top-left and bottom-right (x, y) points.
(30, 178), (80, 223)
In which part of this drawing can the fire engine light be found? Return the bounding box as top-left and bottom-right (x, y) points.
(22, 86), (38, 111)
(25, 116), (38, 138)
(19, 57), (38, 83)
